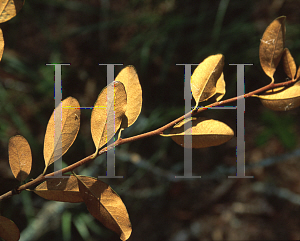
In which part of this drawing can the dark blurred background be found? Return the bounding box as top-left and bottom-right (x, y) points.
(1, 0), (300, 240)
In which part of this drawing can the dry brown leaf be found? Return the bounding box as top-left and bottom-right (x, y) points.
(0, 216), (20, 241)
(166, 117), (234, 148)
(257, 80), (300, 111)
(8, 135), (32, 182)
(115, 66), (142, 129)
(91, 81), (127, 153)
(0, 29), (4, 61)
(214, 72), (226, 101)
(0, 0), (24, 24)
(43, 97), (81, 169)
(259, 16), (286, 82)
(76, 176), (132, 241)
(295, 66), (300, 81)
(282, 48), (296, 80)
(191, 54), (224, 108)
(34, 175), (84, 203)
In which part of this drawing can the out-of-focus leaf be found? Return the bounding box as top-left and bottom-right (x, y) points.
(164, 117), (234, 148)
(0, 216), (20, 241)
(44, 97), (81, 169)
(257, 81), (300, 111)
(8, 135), (32, 182)
(0, 29), (4, 61)
(214, 73), (226, 101)
(76, 176), (132, 241)
(34, 175), (83, 203)
(295, 66), (300, 81)
(91, 81), (126, 154)
(282, 48), (296, 80)
(259, 16), (286, 82)
(0, 0), (24, 24)
(191, 54), (224, 108)
(115, 66), (142, 129)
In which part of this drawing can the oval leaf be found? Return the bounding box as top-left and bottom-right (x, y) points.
(34, 175), (83, 203)
(0, 29), (4, 61)
(257, 80), (300, 111)
(8, 135), (32, 182)
(214, 72), (226, 102)
(76, 176), (132, 241)
(282, 48), (296, 80)
(0, 216), (20, 241)
(168, 117), (234, 148)
(259, 16), (286, 81)
(91, 81), (127, 153)
(191, 54), (224, 108)
(44, 97), (81, 169)
(115, 66), (142, 128)
(0, 0), (24, 24)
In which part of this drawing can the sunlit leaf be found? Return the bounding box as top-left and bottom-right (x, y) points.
(257, 80), (300, 111)
(0, 29), (4, 61)
(91, 81), (127, 154)
(115, 66), (142, 128)
(76, 175), (132, 241)
(44, 97), (81, 169)
(295, 66), (300, 81)
(0, 216), (20, 241)
(282, 48), (296, 80)
(165, 117), (234, 148)
(259, 16), (286, 82)
(214, 73), (226, 101)
(0, 0), (24, 24)
(34, 175), (83, 203)
(8, 135), (32, 182)
(191, 54), (224, 108)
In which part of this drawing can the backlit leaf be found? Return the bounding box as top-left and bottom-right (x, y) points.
(0, 0), (24, 24)
(34, 175), (83, 203)
(214, 73), (226, 101)
(76, 176), (132, 241)
(115, 66), (142, 128)
(282, 48), (296, 80)
(8, 135), (32, 182)
(257, 80), (300, 111)
(0, 29), (4, 61)
(0, 216), (20, 241)
(166, 117), (234, 148)
(91, 81), (127, 153)
(44, 97), (81, 169)
(259, 16), (286, 82)
(191, 54), (224, 108)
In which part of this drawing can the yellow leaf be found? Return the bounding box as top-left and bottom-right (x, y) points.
(0, 29), (4, 61)
(0, 216), (20, 241)
(259, 16), (286, 82)
(214, 72), (226, 102)
(166, 117), (234, 148)
(0, 0), (24, 24)
(43, 97), (81, 169)
(8, 135), (32, 182)
(282, 48), (296, 80)
(34, 175), (84, 203)
(191, 54), (224, 108)
(91, 81), (127, 153)
(257, 80), (300, 111)
(76, 176), (132, 241)
(115, 66), (142, 128)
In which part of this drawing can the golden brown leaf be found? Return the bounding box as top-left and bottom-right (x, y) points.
(282, 48), (296, 80)
(91, 81), (127, 153)
(0, 0), (24, 24)
(257, 80), (300, 111)
(115, 66), (142, 128)
(76, 176), (132, 241)
(43, 97), (81, 169)
(0, 216), (20, 241)
(34, 176), (84, 203)
(0, 29), (4, 61)
(259, 16), (286, 82)
(166, 117), (234, 148)
(295, 66), (300, 81)
(191, 54), (224, 108)
(8, 135), (32, 182)
(214, 72), (226, 101)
